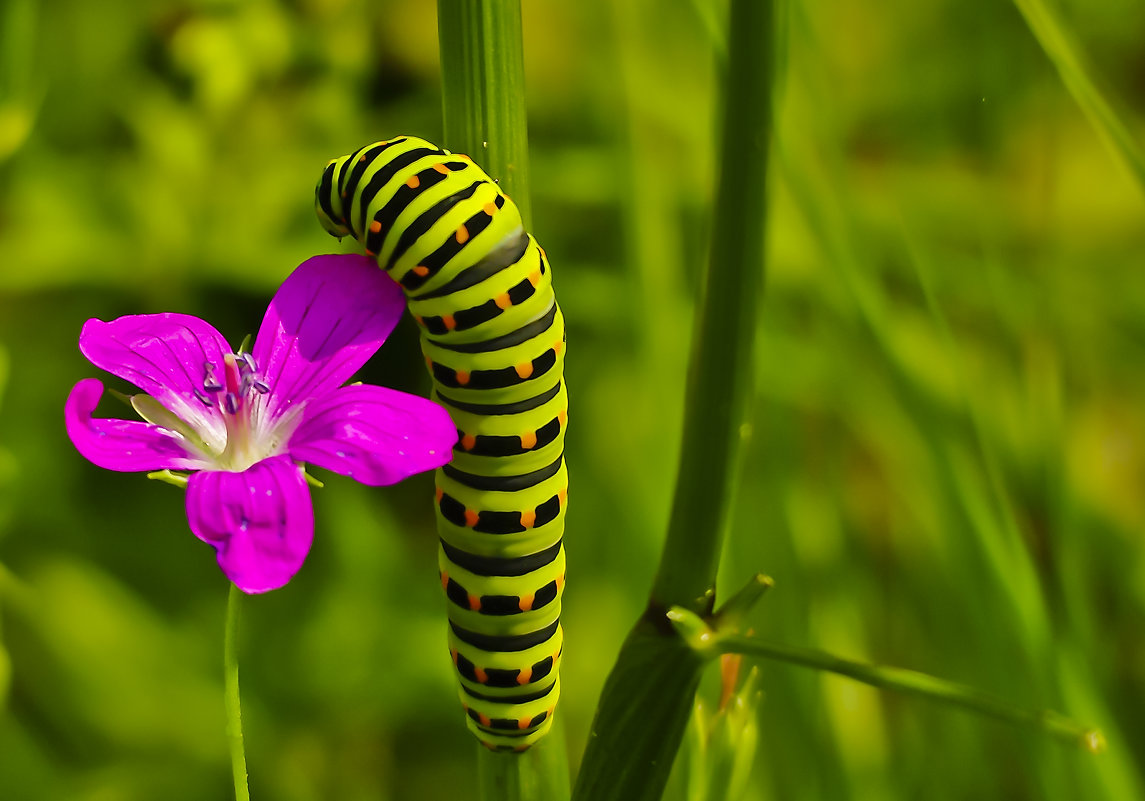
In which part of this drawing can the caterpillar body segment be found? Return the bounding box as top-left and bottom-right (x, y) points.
(316, 136), (567, 751)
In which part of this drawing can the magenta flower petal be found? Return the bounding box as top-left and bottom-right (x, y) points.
(185, 455), (314, 593)
(78, 313), (231, 452)
(251, 254), (406, 425)
(66, 378), (211, 472)
(288, 384), (457, 485)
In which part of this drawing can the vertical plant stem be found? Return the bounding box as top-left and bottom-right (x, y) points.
(437, 0), (532, 225)
(649, 0), (772, 613)
(573, 0), (774, 799)
(437, 3), (567, 800)
(0, 567), (8, 708)
(225, 584), (250, 801)
(478, 717), (571, 801)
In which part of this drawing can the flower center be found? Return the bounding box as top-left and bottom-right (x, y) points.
(197, 352), (274, 471)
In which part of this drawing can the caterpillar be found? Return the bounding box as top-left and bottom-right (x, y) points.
(315, 137), (567, 751)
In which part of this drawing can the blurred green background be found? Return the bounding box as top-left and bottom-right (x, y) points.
(1, 0), (1144, 798)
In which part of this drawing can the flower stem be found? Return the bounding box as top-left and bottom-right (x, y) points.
(716, 634), (1105, 752)
(224, 583), (251, 801)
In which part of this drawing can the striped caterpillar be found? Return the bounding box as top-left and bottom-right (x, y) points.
(315, 137), (567, 750)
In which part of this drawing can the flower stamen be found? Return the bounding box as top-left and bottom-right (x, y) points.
(235, 352), (270, 396)
(223, 354), (243, 405)
(203, 361), (223, 393)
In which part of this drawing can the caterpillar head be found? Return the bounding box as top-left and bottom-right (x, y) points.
(315, 157), (352, 238)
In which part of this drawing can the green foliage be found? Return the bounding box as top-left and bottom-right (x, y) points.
(1, 0), (1144, 799)
(1012, 0), (1145, 192)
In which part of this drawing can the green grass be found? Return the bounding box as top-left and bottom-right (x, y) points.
(1, 0), (1144, 799)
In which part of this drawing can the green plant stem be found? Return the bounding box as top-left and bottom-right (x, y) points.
(649, 0), (772, 613)
(573, 0), (774, 799)
(437, 0), (532, 225)
(718, 634), (1104, 752)
(479, 717), (570, 800)
(437, 3), (569, 799)
(0, 566), (9, 706)
(224, 584), (250, 801)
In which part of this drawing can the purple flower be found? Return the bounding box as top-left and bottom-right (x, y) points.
(65, 254), (456, 594)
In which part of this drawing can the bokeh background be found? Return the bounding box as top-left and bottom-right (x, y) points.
(1, 0), (1144, 798)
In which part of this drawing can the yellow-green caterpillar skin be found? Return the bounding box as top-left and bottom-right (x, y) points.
(316, 137), (566, 750)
